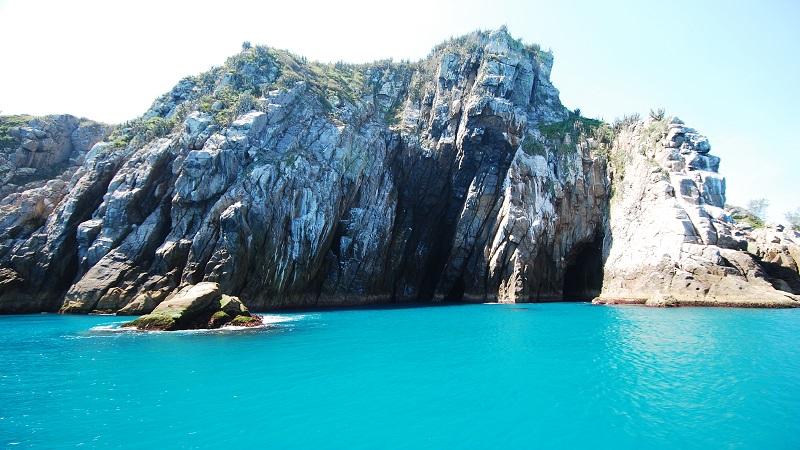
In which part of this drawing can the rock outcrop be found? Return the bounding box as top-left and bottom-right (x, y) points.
(742, 224), (800, 294)
(121, 282), (261, 330)
(0, 114), (113, 312)
(0, 29), (796, 314)
(594, 117), (798, 307)
(0, 114), (112, 195)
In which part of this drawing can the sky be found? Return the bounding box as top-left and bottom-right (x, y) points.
(0, 0), (797, 221)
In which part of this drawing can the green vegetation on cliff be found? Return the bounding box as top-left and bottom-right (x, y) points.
(0, 115), (33, 150)
(729, 206), (765, 229)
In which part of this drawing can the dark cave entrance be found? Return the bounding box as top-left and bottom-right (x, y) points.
(562, 232), (604, 301)
(758, 259), (800, 295)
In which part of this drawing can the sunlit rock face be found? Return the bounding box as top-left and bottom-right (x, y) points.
(0, 29), (796, 313)
(595, 117), (798, 307)
(0, 114), (112, 312)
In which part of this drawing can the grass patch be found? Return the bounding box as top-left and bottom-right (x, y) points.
(105, 114), (182, 149)
(521, 138), (546, 156)
(384, 102), (404, 126)
(0, 114), (33, 150)
(729, 207), (765, 229)
(540, 113), (605, 143)
(739, 216), (765, 229)
(538, 111), (613, 159)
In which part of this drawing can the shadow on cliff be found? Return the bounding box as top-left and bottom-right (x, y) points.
(758, 260), (800, 295)
(561, 231), (605, 301)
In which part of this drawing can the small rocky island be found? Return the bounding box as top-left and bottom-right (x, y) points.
(122, 282), (261, 331)
(0, 28), (798, 330)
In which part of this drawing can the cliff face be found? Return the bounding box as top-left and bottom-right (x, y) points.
(0, 29), (796, 314)
(0, 30), (608, 313)
(0, 114), (112, 312)
(595, 117), (798, 307)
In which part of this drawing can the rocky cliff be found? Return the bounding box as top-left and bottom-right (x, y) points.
(0, 29), (796, 313)
(594, 117), (798, 306)
(0, 114), (112, 311)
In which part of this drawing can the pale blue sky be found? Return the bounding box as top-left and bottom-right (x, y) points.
(0, 0), (797, 220)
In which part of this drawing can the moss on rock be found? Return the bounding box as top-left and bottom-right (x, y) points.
(207, 310), (232, 328)
(121, 283), (260, 331)
(122, 315), (177, 331)
(228, 315), (262, 327)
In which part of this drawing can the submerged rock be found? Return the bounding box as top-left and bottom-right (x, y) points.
(122, 282), (261, 331)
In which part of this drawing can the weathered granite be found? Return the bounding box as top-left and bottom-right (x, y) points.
(594, 117), (798, 307)
(0, 29), (796, 314)
(740, 224), (800, 294)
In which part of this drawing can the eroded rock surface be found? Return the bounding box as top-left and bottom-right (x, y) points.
(595, 117), (798, 307)
(0, 115), (113, 312)
(1, 29), (615, 313)
(741, 225), (800, 294)
(0, 29), (796, 314)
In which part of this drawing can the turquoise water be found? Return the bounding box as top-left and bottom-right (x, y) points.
(1, 303), (799, 449)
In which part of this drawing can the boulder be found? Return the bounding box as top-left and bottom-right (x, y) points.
(122, 282), (261, 331)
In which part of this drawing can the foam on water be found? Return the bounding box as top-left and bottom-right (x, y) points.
(86, 313), (307, 334)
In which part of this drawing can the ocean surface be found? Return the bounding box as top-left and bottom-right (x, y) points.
(1, 303), (799, 449)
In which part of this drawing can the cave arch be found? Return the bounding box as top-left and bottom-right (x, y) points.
(562, 232), (604, 301)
